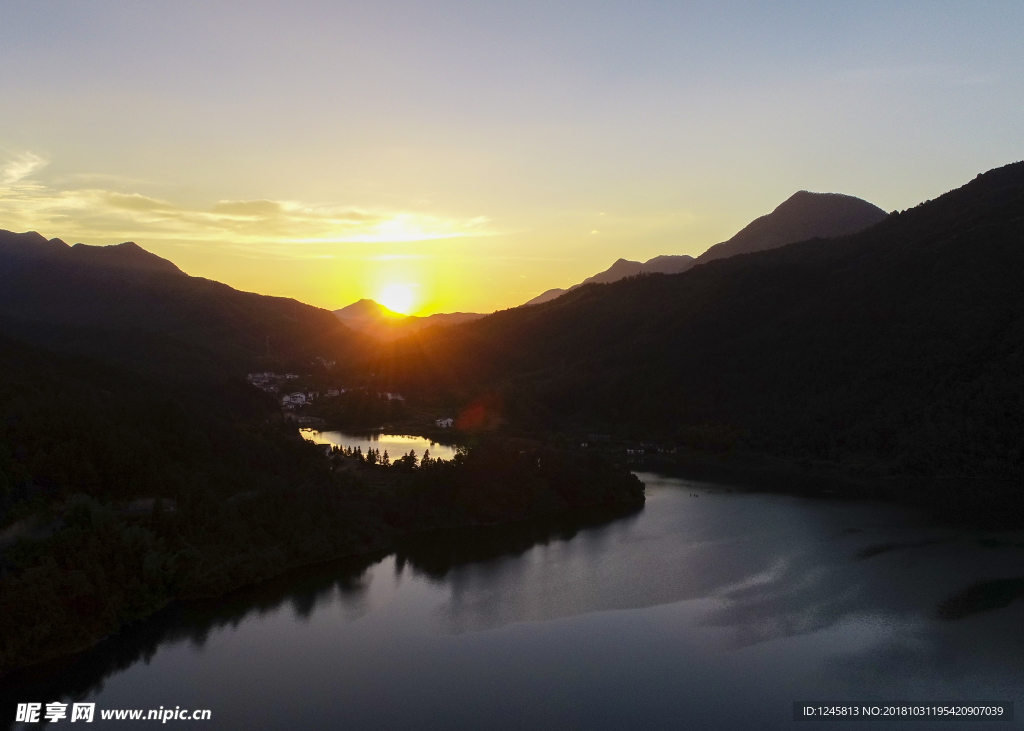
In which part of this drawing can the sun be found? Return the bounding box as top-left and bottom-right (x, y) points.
(378, 284), (414, 315)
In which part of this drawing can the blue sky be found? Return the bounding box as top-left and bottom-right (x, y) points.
(1, 1), (1021, 312)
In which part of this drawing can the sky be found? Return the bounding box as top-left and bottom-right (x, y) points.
(1, 1), (1022, 315)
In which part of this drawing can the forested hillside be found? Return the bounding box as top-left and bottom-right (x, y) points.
(0, 231), (366, 379)
(523, 190), (885, 306)
(376, 162), (1024, 480)
(0, 333), (641, 674)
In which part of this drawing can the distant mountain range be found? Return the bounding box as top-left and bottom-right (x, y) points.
(0, 231), (186, 277)
(523, 191), (887, 305)
(374, 162), (1024, 484)
(523, 255), (696, 306)
(0, 230), (366, 379)
(331, 189), (886, 329)
(2, 160), (1023, 491)
(333, 299), (484, 341)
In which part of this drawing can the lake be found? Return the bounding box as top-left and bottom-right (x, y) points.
(300, 430), (460, 461)
(3, 473), (1022, 729)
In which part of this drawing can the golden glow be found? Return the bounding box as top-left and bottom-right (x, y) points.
(378, 284), (415, 315)
(5, 5), (1017, 320)
(0, 149), (745, 316)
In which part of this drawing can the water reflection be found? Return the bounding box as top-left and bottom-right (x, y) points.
(0, 505), (639, 730)
(300, 430), (459, 460)
(3, 474), (1023, 730)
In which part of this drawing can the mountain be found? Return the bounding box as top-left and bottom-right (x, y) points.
(524, 255), (695, 306)
(523, 191), (886, 306)
(375, 162), (1024, 485)
(334, 298), (407, 326)
(694, 190), (888, 264)
(523, 288), (567, 307)
(0, 230), (365, 379)
(66, 240), (186, 275)
(0, 230), (185, 276)
(641, 254), (699, 274)
(334, 299), (484, 341)
(580, 254), (697, 283)
(0, 230), (69, 265)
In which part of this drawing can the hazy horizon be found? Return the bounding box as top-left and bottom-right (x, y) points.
(2, 1), (1022, 315)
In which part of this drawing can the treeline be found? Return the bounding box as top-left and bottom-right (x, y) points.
(331, 440), (645, 528)
(0, 334), (377, 673)
(305, 389), (410, 428)
(0, 501), (642, 722)
(0, 335), (642, 675)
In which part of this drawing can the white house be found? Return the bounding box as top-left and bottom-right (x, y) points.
(435, 417), (454, 428)
(282, 392), (307, 407)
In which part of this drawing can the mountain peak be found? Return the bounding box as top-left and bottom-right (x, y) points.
(333, 298), (484, 341)
(334, 298), (407, 322)
(641, 254), (695, 275)
(67, 241), (185, 275)
(0, 230), (185, 276)
(696, 191), (887, 264)
(0, 229), (71, 260)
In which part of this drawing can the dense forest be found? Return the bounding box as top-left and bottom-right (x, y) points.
(373, 163), (1024, 490)
(304, 389), (413, 428)
(0, 334), (641, 675)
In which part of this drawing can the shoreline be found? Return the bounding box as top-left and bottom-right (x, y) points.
(638, 452), (1024, 529)
(0, 487), (644, 680)
(7, 434), (1018, 681)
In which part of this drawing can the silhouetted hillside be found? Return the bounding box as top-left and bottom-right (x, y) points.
(523, 288), (567, 306)
(523, 191), (884, 306)
(0, 332), (640, 675)
(524, 255), (696, 306)
(0, 231), (184, 276)
(378, 162), (1024, 482)
(641, 254), (697, 274)
(66, 241), (186, 275)
(334, 298), (483, 341)
(0, 231), (365, 379)
(696, 190), (887, 264)
(0, 231), (69, 269)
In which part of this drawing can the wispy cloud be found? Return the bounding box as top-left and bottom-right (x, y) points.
(1, 152), (48, 185)
(0, 152), (496, 257)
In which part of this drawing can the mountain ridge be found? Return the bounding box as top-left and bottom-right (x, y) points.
(374, 161), (1024, 483)
(523, 190), (886, 306)
(695, 190), (888, 265)
(333, 299), (484, 341)
(0, 230), (365, 379)
(0, 230), (185, 276)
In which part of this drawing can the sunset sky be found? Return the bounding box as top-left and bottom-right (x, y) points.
(2, 1), (1022, 315)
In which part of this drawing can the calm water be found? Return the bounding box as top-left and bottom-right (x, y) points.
(300, 430), (459, 461)
(4, 474), (1023, 730)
